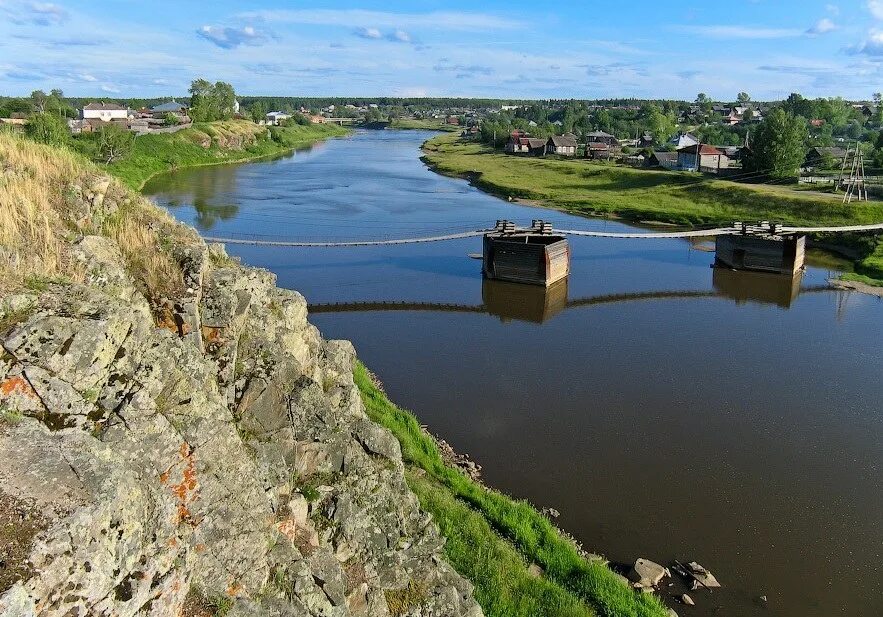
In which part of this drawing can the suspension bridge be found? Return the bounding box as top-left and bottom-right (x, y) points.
(202, 219), (883, 285)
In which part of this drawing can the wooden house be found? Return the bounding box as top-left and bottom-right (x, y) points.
(676, 144), (729, 172)
(648, 151), (678, 169)
(547, 135), (577, 156)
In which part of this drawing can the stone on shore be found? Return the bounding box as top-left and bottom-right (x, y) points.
(687, 561), (721, 588)
(628, 558), (668, 588)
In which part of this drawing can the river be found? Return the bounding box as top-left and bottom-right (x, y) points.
(144, 129), (883, 617)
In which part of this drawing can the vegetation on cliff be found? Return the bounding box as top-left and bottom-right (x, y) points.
(102, 120), (349, 190)
(0, 132), (195, 297)
(355, 362), (669, 617)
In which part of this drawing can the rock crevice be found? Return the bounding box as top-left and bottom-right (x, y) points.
(0, 238), (482, 617)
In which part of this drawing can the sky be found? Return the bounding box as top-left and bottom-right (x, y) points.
(2, 0), (883, 101)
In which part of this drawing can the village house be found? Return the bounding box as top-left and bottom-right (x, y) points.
(265, 111), (291, 126)
(504, 135), (546, 155)
(676, 144), (730, 172)
(151, 100), (188, 117)
(585, 130), (619, 146)
(547, 135), (578, 156)
(803, 146), (847, 170)
(669, 131), (700, 149)
(81, 102), (130, 122)
(648, 151), (678, 170)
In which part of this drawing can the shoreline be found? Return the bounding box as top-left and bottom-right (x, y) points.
(133, 133), (350, 191)
(420, 134), (883, 293)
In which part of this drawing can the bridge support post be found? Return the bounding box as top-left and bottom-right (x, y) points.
(714, 233), (806, 275)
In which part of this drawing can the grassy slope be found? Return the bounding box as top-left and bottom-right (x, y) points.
(422, 133), (883, 284)
(390, 118), (461, 132)
(105, 120), (349, 190)
(0, 132), (195, 296)
(355, 362), (668, 617)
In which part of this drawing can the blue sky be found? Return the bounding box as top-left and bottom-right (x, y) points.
(2, 0), (883, 100)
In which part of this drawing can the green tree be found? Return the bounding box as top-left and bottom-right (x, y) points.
(644, 105), (677, 144)
(737, 92), (751, 104)
(743, 108), (808, 179)
(30, 90), (48, 113)
(25, 112), (69, 146)
(163, 112), (180, 126)
(189, 79), (237, 122)
(94, 123), (134, 164)
(249, 100), (266, 124)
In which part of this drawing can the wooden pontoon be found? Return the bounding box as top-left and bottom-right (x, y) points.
(482, 220), (570, 286)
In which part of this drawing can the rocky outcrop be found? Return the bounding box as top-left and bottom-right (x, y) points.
(0, 235), (482, 617)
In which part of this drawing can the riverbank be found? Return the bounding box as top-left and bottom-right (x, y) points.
(421, 133), (883, 286)
(355, 362), (669, 617)
(104, 119), (349, 190)
(390, 118), (461, 131)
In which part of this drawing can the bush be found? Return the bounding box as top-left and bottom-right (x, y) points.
(25, 112), (69, 147)
(94, 123), (134, 164)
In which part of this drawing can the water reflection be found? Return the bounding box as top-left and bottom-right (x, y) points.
(483, 278), (569, 323)
(712, 267), (805, 308)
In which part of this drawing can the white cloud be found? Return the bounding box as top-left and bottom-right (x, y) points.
(869, 1), (883, 19)
(78, 73), (97, 82)
(238, 9), (523, 31)
(197, 25), (268, 49)
(5, 1), (68, 26)
(388, 29), (411, 43)
(673, 25), (802, 39)
(852, 29), (883, 55)
(807, 18), (837, 36)
(354, 27), (382, 39)
(826, 4), (840, 15)
(100, 84), (120, 93)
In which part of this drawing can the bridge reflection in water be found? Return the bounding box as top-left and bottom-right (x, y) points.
(309, 269), (828, 322)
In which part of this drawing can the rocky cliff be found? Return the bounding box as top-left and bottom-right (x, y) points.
(0, 136), (482, 617)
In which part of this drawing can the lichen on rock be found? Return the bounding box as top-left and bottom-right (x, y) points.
(0, 154), (482, 616)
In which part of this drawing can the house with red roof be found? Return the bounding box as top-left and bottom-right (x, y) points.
(676, 143), (730, 172)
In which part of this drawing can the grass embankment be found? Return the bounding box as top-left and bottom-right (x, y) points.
(0, 132), (195, 297)
(355, 362), (668, 617)
(422, 133), (883, 285)
(390, 118), (461, 132)
(106, 120), (349, 190)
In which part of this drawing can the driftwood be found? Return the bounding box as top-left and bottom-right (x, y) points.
(672, 560), (712, 591)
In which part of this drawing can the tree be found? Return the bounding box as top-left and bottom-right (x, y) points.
(163, 112), (180, 126)
(644, 105), (677, 144)
(188, 78), (237, 122)
(25, 112), (69, 146)
(737, 92), (751, 104)
(742, 108), (808, 179)
(249, 100), (266, 124)
(94, 123), (134, 164)
(30, 90), (48, 113)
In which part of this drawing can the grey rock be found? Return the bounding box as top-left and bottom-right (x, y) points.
(629, 558), (667, 588)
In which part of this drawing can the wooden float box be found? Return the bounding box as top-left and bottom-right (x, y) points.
(482, 222), (570, 286)
(714, 233), (806, 275)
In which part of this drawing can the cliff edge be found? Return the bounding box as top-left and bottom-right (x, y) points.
(0, 134), (481, 617)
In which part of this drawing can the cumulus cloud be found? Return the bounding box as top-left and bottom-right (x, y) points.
(239, 9), (523, 31)
(6, 1), (68, 26)
(807, 18), (837, 36)
(869, 1), (883, 19)
(353, 27), (413, 43)
(850, 29), (883, 55)
(826, 4), (840, 15)
(100, 84), (120, 93)
(353, 26), (382, 39)
(196, 25), (267, 49)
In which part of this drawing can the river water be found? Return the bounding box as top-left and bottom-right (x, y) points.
(144, 130), (883, 617)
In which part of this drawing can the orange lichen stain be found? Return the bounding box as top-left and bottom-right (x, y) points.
(276, 519), (298, 541)
(194, 543), (206, 553)
(0, 375), (37, 399)
(160, 442), (200, 526)
(226, 582), (243, 597)
(200, 326), (226, 345)
(167, 537), (178, 548)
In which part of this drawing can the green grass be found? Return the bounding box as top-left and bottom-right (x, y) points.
(355, 362), (668, 617)
(848, 238), (883, 284)
(422, 133), (883, 227)
(97, 120), (348, 190)
(390, 118), (461, 132)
